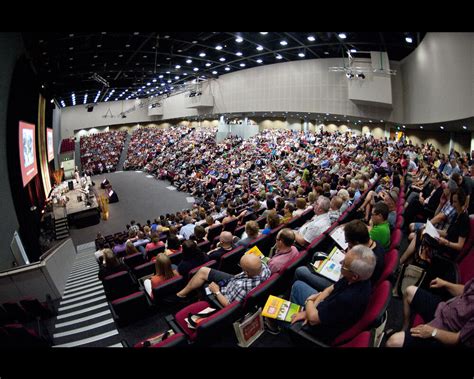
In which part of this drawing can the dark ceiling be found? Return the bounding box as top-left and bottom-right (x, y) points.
(22, 32), (425, 107)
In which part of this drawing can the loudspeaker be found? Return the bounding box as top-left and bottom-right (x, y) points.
(100, 179), (110, 189)
(68, 181), (74, 191)
(87, 105), (94, 112)
(108, 190), (119, 203)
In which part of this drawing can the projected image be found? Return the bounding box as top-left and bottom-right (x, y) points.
(19, 121), (38, 187)
(23, 128), (34, 167)
(47, 128), (54, 161)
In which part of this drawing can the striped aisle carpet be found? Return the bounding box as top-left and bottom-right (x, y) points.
(53, 242), (123, 348)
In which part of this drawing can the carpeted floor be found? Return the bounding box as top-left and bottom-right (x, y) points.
(68, 171), (193, 246)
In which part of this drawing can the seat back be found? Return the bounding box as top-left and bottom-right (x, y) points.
(111, 291), (150, 326)
(374, 249), (399, 288)
(218, 246), (246, 274)
(338, 331), (372, 348)
(332, 281), (391, 346)
(133, 261), (156, 281)
(2, 302), (31, 323)
(395, 215), (404, 229)
(168, 250), (184, 265)
(459, 247), (474, 284)
(123, 252), (146, 270)
(151, 275), (185, 304)
(197, 240), (211, 254)
(19, 298), (54, 319)
(146, 245), (165, 261)
(276, 250), (310, 292)
(389, 229), (402, 251)
(102, 271), (138, 301)
(233, 224), (246, 239)
(254, 233), (275, 256)
(188, 260), (217, 280)
(206, 224), (224, 242)
(3, 323), (50, 347)
(456, 215), (474, 263)
(305, 234), (326, 256)
(242, 211), (255, 224)
(255, 216), (267, 229)
(223, 218), (239, 234)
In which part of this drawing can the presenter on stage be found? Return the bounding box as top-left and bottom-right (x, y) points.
(74, 166), (80, 184)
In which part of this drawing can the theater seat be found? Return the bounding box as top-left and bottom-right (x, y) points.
(151, 275), (185, 304)
(338, 330), (373, 348)
(110, 291), (151, 326)
(206, 224), (224, 243)
(172, 300), (241, 344)
(374, 249), (399, 288)
(123, 252), (146, 270)
(133, 261), (156, 281)
(218, 246), (246, 274)
(102, 271), (138, 301)
(389, 229), (402, 251)
(187, 260), (217, 281)
(241, 273), (281, 313)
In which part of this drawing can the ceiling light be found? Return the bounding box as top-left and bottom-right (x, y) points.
(199, 52), (206, 57)
(276, 55), (283, 60)
(97, 44), (102, 48)
(307, 35), (316, 42)
(298, 52), (305, 58)
(175, 65), (181, 69)
(280, 40), (288, 46)
(350, 49), (357, 53)
(125, 44), (130, 48)
(219, 57), (226, 62)
(338, 33), (347, 39)
(260, 32), (268, 35)
(225, 67), (231, 71)
(240, 63), (246, 67)
(235, 37), (243, 43)
(193, 67), (199, 71)
(186, 59), (192, 64)
(256, 59), (263, 63)
(152, 79), (157, 82)
(212, 71), (218, 74)
(166, 71), (170, 74)
(216, 45), (223, 50)
(402, 125), (405, 128)
(175, 76), (179, 79)
(440, 126), (444, 130)
(463, 125), (467, 130)
(324, 51), (329, 55)
(256, 45), (264, 51)
(420, 126), (423, 129)
(406, 37), (413, 43)
(159, 75), (164, 78)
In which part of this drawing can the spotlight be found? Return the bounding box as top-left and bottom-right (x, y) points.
(357, 73), (365, 79)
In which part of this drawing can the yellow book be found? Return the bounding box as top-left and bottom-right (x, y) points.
(261, 295), (301, 323)
(245, 245), (269, 264)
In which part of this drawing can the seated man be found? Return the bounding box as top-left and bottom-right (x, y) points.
(387, 277), (474, 347)
(327, 196), (343, 224)
(277, 245), (375, 343)
(368, 202), (391, 250)
(294, 219), (386, 291)
(267, 228), (300, 274)
(176, 254), (271, 307)
(294, 196), (332, 248)
(207, 231), (236, 261)
(179, 216), (196, 240)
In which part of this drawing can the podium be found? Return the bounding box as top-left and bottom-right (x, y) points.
(108, 189), (119, 203)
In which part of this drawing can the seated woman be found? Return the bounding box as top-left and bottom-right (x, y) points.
(125, 241), (140, 256)
(98, 249), (128, 281)
(400, 189), (469, 265)
(190, 225), (207, 244)
(177, 240), (209, 278)
(164, 234), (182, 256)
(145, 233), (165, 255)
(262, 211), (281, 235)
(236, 221), (260, 248)
(145, 253), (179, 299)
(292, 198), (307, 218)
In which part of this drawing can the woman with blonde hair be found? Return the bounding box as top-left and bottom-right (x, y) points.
(145, 253), (179, 298)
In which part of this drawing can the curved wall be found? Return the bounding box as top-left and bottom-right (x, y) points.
(402, 32), (474, 124)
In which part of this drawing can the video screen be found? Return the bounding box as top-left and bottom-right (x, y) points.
(19, 121), (38, 187)
(47, 128), (54, 162)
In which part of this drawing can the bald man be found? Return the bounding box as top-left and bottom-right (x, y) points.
(177, 254), (271, 307)
(207, 231), (236, 261)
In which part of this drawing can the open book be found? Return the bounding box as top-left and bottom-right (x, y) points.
(423, 220), (440, 239)
(311, 246), (345, 282)
(245, 245), (269, 264)
(262, 295), (302, 322)
(329, 225), (348, 250)
(184, 307), (216, 329)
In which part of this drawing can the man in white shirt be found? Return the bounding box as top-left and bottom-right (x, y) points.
(294, 196), (332, 247)
(179, 216), (196, 240)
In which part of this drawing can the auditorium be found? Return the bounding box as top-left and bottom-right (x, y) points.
(1, 32), (473, 356)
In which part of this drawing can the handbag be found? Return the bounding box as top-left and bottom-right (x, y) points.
(396, 263), (427, 297)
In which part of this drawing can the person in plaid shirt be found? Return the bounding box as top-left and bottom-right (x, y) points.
(176, 254), (271, 307)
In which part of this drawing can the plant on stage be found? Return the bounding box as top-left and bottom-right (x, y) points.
(99, 195), (109, 220)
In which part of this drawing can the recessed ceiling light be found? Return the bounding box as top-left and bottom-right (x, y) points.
(225, 67), (231, 71)
(69, 33), (74, 37)
(280, 40), (288, 46)
(307, 35), (316, 42)
(119, 54), (123, 58)
(199, 52), (206, 57)
(177, 49), (182, 53)
(186, 59), (192, 64)
(212, 71), (218, 74)
(134, 32), (139, 35)
(463, 125), (467, 130)
(338, 33), (347, 39)
(260, 32), (268, 35)
(175, 65), (181, 69)
(192, 40), (198, 44)
(219, 57), (226, 62)
(324, 51), (329, 55)
(193, 67), (199, 71)
(216, 45), (223, 50)
(402, 125), (406, 128)
(256, 59), (263, 63)
(406, 37), (413, 43)
(175, 76), (179, 80)
(97, 44), (102, 48)
(159, 75), (163, 78)
(235, 37), (243, 43)
(125, 44), (130, 48)
(350, 49), (357, 53)
(166, 71), (170, 74)
(240, 63), (246, 67)
(276, 55), (283, 60)
(143, 55), (147, 58)
(152, 79), (157, 82)
(93, 55), (98, 58)
(236, 52), (243, 56)
(420, 126), (423, 129)
(298, 52), (305, 58)
(440, 126), (444, 129)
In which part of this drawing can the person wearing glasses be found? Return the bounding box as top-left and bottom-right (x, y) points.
(272, 245), (375, 343)
(267, 228), (300, 274)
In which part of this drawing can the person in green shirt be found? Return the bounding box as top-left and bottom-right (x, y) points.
(368, 202), (391, 249)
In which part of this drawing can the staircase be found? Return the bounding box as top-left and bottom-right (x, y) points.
(117, 133), (131, 170)
(54, 215), (70, 240)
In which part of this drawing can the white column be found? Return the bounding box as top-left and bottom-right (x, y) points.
(449, 132), (454, 152)
(470, 132), (474, 155)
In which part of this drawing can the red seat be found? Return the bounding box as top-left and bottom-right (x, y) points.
(338, 331), (372, 348)
(389, 229), (402, 251)
(374, 249), (399, 288)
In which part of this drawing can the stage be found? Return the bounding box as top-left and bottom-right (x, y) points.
(51, 177), (101, 228)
